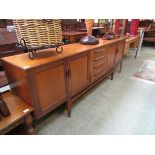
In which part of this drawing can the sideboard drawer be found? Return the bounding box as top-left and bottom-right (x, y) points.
(94, 70), (106, 81)
(93, 56), (106, 68)
(94, 63), (106, 76)
(93, 48), (106, 59)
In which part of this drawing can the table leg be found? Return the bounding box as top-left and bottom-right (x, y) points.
(0, 94), (10, 117)
(24, 112), (34, 134)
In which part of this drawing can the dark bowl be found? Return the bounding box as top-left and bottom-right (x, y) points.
(80, 36), (99, 45)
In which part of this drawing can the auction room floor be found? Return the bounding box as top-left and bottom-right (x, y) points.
(35, 46), (155, 135)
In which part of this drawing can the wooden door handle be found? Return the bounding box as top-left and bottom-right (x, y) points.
(65, 69), (69, 78)
(116, 48), (118, 53)
(69, 68), (71, 78)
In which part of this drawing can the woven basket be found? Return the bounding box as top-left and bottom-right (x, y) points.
(13, 19), (63, 48)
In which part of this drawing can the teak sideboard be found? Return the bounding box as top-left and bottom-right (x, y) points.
(1, 38), (125, 119)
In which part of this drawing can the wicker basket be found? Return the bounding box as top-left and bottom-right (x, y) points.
(13, 19), (63, 48)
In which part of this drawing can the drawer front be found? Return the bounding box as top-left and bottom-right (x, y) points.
(93, 48), (106, 60)
(94, 70), (106, 81)
(92, 47), (107, 82)
(93, 56), (106, 68)
(94, 63), (106, 76)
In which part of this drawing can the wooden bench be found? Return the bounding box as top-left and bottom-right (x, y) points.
(0, 91), (34, 135)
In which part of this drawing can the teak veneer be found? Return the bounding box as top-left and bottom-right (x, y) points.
(1, 38), (125, 119)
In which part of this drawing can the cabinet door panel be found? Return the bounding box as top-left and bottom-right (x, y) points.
(115, 42), (124, 64)
(107, 44), (116, 71)
(69, 53), (89, 97)
(33, 63), (67, 112)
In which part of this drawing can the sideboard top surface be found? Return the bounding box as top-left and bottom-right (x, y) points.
(1, 38), (125, 71)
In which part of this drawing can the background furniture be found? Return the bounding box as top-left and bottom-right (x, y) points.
(0, 28), (24, 66)
(61, 19), (86, 32)
(143, 30), (155, 47)
(0, 28), (24, 87)
(2, 38), (125, 119)
(63, 31), (87, 43)
(124, 36), (140, 58)
(0, 91), (34, 135)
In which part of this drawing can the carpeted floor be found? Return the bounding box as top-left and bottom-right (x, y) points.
(34, 46), (155, 135)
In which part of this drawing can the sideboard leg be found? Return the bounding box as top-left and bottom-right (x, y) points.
(24, 112), (34, 134)
(111, 72), (114, 80)
(119, 61), (123, 73)
(135, 48), (138, 58)
(66, 101), (71, 117)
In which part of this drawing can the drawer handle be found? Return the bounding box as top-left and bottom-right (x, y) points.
(94, 55), (105, 61)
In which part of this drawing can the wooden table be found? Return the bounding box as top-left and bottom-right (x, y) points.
(0, 91), (34, 135)
(63, 31), (87, 43)
(124, 35), (140, 57)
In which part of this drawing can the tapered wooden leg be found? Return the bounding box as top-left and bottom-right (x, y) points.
(135, 48), (138, 58)
(66, 101), (71, 117)
(24, 112), (34, 134)
(119, 61), (123, 73)
(111, 72), (114, 80)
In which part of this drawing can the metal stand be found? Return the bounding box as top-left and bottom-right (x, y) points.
(17, 38), (63, 60)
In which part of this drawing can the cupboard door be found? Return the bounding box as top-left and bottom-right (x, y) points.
(107, 44), (117, 71)
(115, 41), (124, 65)
(31, 61), (67, 117)
(68, 53), (90, 97)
